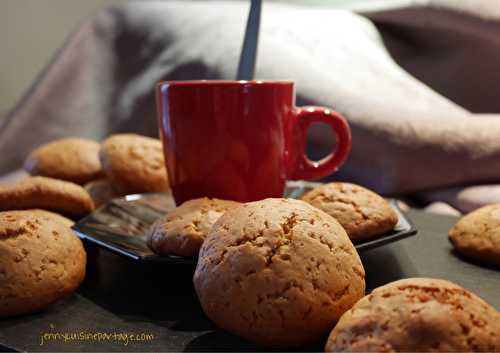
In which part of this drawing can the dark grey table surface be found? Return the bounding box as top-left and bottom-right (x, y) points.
(0, 209), (499, 352)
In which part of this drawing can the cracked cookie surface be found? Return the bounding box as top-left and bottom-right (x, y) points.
(0, 176), (95, 217)
(449, 204), (500, 267)
(146, 197), (241, 257)
(325, 278), (500, 352)
(99, 134), (169, 194)
(28, 209), (74, 228)
(301, 182), (398, 243)
(24, 137), (104, 184)
(0, 210), (86, 317)
(194, 198), (365, 348)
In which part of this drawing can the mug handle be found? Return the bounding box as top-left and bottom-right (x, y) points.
(288, 106), (352, 180)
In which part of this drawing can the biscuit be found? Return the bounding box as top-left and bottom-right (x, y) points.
(24, 137), (103, 184)
(325, 278), (500, 352)
(29, 209), (74, 228)
(194, 198), (365, 348)
(84, 178), (121, 208)
(0, 210), (86, 317)
(0, 176), (95, 217)
(301, 182), (398, 243)
(99, 134), (169, 194)
(146, 197), (241, 257)
(449, 204), (500, 266)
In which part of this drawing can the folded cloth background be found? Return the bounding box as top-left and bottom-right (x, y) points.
(1, 0), (500, 212)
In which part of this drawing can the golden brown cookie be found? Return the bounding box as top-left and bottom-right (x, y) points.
(449, 204), (500, 266)
(84, 178), (121, 208)
(29, 209), (75, 228)
(194, 198), (365, 348)
(301, 182), (398, 243)
(0, 210), (86, 317)
(325, 278), (500, 352)
(0, 176), (95, 217)
(24, 137), (103, 184)
(99, 134), (169, 194)
(146, 197), (241, 257)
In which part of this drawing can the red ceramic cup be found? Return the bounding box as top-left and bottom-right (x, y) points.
(156, 80), (351, 204)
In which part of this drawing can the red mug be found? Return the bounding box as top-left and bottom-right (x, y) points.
(156, 80), (351, 204)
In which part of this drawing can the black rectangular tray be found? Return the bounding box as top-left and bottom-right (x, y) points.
(73, 181), (417, 265)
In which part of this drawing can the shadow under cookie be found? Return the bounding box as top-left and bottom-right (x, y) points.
(449, 248), (500, 271)
(360, 244), (415, 292)
(77, 250), (199, 322)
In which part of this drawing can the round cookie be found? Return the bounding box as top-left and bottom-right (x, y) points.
(0, 210), (87, 317)
(84, 178), (121, 208)
(0, 176), (95, 217)
(146, 198), (241, 257)
(325, 278), (500, 352)
(29, 209), (75, 228)
(24, 137), (103, 184)
(449, 204), (500, 266)
(301, 182), (398, 243)
(194, 198), (365, 348)
(99, 134), (169, 194)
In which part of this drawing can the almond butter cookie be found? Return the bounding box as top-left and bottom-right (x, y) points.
(29, 209), (74, 228)
(146, 197), (240, 257)
(0, 210), (86, 317)
(24, 137), (103, 184)
(301, 182), (398, 243)
(0, 176), (95, 217)
(99, 134), (169, 194)
(194, 198), (365, 348)
(449, 204), (500, 267)
(325, 278), (500, 352)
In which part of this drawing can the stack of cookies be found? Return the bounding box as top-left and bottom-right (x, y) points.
(0, 133), (170, 317)
(142, 184), (393, 348)
(145, 183), (498, 351)
(0, 133), (169, 216)
(146, 182), (399, 259)
(3, 133), (498, 351)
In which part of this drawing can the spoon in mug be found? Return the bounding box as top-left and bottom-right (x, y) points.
(236, 0), (262, 80)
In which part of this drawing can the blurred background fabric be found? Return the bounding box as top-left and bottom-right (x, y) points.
(1, 0), (500, 212)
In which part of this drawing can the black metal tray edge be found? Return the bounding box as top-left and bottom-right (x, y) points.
(355, 199), (418, 252)
(0, 343), (21, 352)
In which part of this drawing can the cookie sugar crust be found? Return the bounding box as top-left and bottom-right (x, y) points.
(194, 198), (365, 348)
